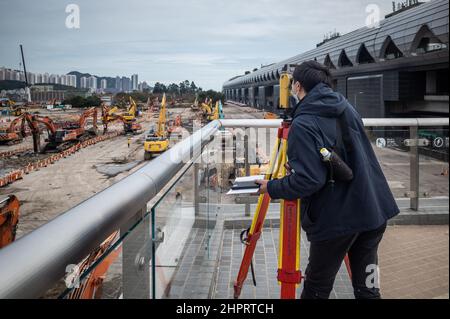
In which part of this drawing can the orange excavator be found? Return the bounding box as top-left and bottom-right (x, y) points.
(22, 107), (98, 153)
(0, 195), (20, 249)
(167, 115), (182, 135)
(66, 231), (121, 299)
(0, 114), (30, 145)
(0, 193), (119, 299)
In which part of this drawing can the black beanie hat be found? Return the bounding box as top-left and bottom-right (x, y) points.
(293, 61), (332, 92)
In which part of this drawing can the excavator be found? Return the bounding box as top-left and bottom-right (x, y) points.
(0, 114), (30, 144)
(207, 100), (225, 121)
(0, 194), (119, 299)
(0, 195), (20, 249)
(200, 98), (213, 120)
(101, 104), (142, 135)
(122, 97), (138, 121)
(22, 107), (98, 153)
(143, 93), (169, 160)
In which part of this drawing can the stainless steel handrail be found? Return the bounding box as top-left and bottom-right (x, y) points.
(219, 118), (450, 128)
(0, 118), (447, 298)
(0, 120), (220, 299)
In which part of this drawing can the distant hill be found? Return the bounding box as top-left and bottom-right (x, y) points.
(68, 71), (116, 89)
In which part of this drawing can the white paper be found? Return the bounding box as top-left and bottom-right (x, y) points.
(226, 175), (265, 195)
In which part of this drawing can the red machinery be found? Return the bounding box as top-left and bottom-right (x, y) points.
(0, 115), (29, 145)
(0, 195), (20, 249)
(22, 107), (98, 152)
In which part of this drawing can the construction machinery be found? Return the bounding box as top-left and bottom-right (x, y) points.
(167, 115), (182, 135)
(191, 96), (199, 111)
(207, 100), (225, 121)
(144, 93), (169, 160)
(200, 98), (213, 119)
(101, 104), (141, 135)
(66, 231), (121, 299)
(264, 112), (278, 119)
(23, 107), (98, 152)
(122, 97), (138, 121)
(0, 114), (29, 144)
(0, 195), (20, 249)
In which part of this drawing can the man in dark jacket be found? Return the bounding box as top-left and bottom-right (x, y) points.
(256, 61), (399, 299)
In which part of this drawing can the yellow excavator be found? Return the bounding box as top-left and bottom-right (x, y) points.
(122, 97), (138, 121)
(200, 98), (213, 120)
(143, 93), (169, 160)
(103, 105), (119, 122)
(207, 100), (224, 121)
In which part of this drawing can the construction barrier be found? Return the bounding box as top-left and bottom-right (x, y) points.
(0, 146), (33, 159)
(0, 131), (123, 188)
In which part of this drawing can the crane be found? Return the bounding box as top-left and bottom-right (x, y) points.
(143, 93), (169, 160)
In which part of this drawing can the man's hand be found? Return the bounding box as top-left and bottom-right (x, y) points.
(255, 179), (269, 194)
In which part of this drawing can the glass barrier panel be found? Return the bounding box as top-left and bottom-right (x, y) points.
(58, 209), (154, 299)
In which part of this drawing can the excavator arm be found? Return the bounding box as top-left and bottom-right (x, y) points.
(156, 94), (167, 138)
(78, 107), (98, 130)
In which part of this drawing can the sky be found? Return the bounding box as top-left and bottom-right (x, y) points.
(0, 0), (407, 90)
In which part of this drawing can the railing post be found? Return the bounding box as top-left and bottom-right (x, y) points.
(194, 163), (200, 216)
(121, 207), (151, 298)
(244, 129), (250, 216)
(410, 125), (420, 211)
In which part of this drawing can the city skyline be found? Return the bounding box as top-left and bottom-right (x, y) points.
(1, 65), (145, 92)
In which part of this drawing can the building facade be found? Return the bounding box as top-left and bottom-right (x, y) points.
(222, 0), (449, 118)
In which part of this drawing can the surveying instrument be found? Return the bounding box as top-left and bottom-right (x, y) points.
(233, 65), (352, 299)
(233, 64), (301, 299)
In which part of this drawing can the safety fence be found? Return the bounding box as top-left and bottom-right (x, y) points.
(0, 131), (123, 187)
(0, 146), (33, 159)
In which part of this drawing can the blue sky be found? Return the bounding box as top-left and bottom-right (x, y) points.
(0, 0), (402, 90)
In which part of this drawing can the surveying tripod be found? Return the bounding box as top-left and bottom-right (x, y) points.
(233, 67), (352, 299)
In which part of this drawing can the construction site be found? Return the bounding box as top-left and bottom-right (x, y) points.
(0, 0), (448, 306)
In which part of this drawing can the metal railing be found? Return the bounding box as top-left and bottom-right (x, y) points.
(0, 117), (448, 298)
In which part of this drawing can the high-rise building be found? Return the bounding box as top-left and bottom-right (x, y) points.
(131, 74), (138, 91)
(49, 74), (58, 84)
(121, 76), (131, 92)
(100, 79), (107, 89)
(70, 75), (77, 87)
(88, 75), (97, 90)
(0, 67), (6, 81)
(138, 81), (150, 92)
(115, 76), (122, 91)
(80, 76), (88, 89)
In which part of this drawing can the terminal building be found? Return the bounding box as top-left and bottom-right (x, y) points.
(223, 0), (449, 118)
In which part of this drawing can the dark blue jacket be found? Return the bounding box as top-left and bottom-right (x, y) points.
(267, 83), (399, 242)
